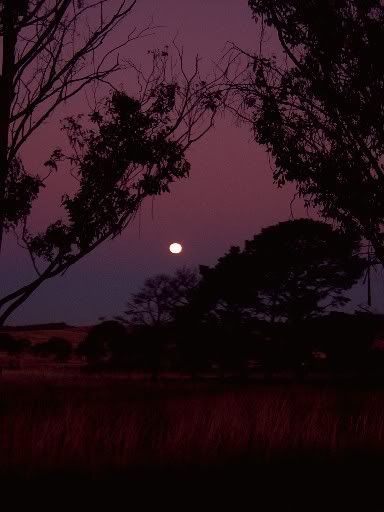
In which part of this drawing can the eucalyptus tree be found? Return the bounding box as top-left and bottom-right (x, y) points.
(0, 1), (227, 324)
(229, 0), (384, 263)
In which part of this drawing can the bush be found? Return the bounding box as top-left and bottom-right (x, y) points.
(0, 333), (14, 352)
(32, 337), (72, 361)
(0, 333), (31, 355)
(77, 321), (129, 364)
(8, 338), (32, 355)
(48, 337), (72, 361)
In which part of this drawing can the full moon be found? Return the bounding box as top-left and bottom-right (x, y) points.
(169, 242), (183, 254)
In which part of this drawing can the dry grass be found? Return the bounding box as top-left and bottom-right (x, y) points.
(1, 377), (384, 477)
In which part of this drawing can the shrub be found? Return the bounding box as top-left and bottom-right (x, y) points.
(32, 337), (72, 361)
(77, 321), (129, 364)
(0, 333), (14, 352)
(8, 337), (32, 355)
(0, 334), (31, 355)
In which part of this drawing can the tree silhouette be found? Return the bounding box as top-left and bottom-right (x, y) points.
(200, 219), (365, 324)
(0, 15), (227, 325)
(197, 219), (365, 378)
(116, 267), (199, 328)
(0, 0), (144, 253)
(229, 1), (384, 264)
(115, 267), (199, 380)
(199, 246), (258, 323)
(77, 320), (128, 365)
(246, 219), (365, 323)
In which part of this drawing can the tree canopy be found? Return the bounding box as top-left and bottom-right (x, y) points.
(198, 219), (365, 323)
(230, 0), (384, 263)
(0, 1), (227, 325)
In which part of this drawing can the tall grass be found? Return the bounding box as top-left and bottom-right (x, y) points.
(1, 377), (384, 477)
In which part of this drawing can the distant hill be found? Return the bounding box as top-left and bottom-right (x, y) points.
(0, 324), (91, 347)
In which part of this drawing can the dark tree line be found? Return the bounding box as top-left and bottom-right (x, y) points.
(0, 332), (71, 362)
(1, 218), (380, 380)
(76, 218), (384, 381)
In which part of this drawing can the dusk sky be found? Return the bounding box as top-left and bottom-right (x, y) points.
(2, 0), (382, 325)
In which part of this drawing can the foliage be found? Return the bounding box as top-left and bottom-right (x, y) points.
(307, 311), (383, 370)
(3, 158), (42, 231)
(0, 1), (227, 325)
(117, 267), (199, 327)
(0, 332), (31, 354)
(198, 219), (365, 323)
(77, 320), (128, 363)
(0, 0), (140, 236)
(198, 245), (258, 323)
(27, 92), (191, 262)
(32, 336), (71, 361)
(0, 333), (15, 353)
(231, 0), (384, 261)
(7, 337), (31, 355)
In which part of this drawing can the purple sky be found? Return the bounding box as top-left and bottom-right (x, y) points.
(2, 0), (381, 325)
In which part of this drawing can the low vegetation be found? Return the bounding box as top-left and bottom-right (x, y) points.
(1, 379), (384, 476)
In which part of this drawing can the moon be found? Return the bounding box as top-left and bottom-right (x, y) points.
(169, 242), (183, 254)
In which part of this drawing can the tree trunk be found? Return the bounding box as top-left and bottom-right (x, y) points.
(0, 4), (17, 253)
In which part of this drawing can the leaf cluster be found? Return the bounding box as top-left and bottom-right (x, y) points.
(236, 1), (384, 253)
(28, 90), (191, 263)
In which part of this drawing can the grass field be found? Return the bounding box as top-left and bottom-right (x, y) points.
(1, 376), (384, 508)
(1, 376), (384, 482)
(4, 379), (384, 466)
(1, 327), (384, 508)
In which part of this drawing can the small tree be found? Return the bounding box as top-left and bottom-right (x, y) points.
(115, 267), (199, 379)
(77, 320), (128, 364)
(117, 267), (199, 328)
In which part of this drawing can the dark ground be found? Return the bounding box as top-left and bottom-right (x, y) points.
(1, 376), (384, 510)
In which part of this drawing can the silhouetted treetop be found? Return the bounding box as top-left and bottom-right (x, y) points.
(198, 219), (365, 323)
(245, 219), (365, 321)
